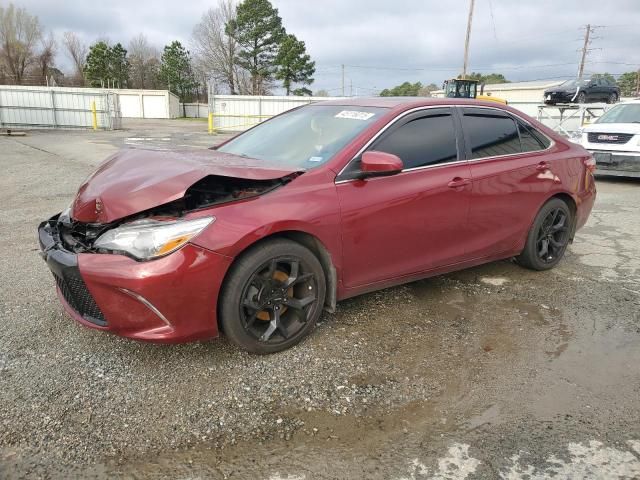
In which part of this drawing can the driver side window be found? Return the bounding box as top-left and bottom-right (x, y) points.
(339, 109), (459, 180)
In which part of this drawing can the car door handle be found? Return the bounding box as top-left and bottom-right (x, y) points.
(536, 161), (550, 171)
(447, 177), (471, 188)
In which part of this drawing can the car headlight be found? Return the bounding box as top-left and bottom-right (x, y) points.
(94, 217), (214, 260)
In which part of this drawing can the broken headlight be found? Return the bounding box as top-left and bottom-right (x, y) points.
(94, 217), (214, 260)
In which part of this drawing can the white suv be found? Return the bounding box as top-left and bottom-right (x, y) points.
(581, 100), (640, 177)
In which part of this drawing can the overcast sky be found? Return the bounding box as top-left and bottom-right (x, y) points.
(12, 0), (640, 94)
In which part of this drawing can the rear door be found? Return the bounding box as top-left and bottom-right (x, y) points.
(336, 107), (472, 288)
(459, 107), (553, 259)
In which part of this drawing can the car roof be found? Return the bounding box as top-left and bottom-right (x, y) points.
(317, 96), (514, 111)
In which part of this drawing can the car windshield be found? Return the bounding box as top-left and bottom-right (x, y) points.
(218, 104), (386, 169)
(596, 104), (640, 124)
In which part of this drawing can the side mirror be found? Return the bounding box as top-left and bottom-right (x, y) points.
(360, 151), (403, 178)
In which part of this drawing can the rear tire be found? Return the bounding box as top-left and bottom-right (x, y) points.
(576, 91), (586, 104)
(607, 92), (618, 104)
(220, 239), (326, 354)
(516, 198), (573, 271)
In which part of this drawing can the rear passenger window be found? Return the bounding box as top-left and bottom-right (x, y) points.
(371, 113), (458, 169)
(519, 121), (551, 151)
(462, 112), (521, 159)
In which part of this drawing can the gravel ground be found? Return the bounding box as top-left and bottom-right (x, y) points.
(1, 121), (639, 479)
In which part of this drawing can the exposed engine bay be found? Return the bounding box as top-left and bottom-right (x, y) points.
(55, 173), (300, 254)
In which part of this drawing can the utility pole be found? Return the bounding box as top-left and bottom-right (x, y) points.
(462, 0), (475, 79)
(341, 64), (345, 97)
(577, 24), (592, 81)
(350, 78), (353, 97)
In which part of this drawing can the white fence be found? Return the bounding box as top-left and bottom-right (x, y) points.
(209, 95), (346, 131)
(0, 85), (120, 130)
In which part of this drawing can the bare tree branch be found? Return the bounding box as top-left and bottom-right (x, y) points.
(192, 0), (246, 95)
(0, 4), (42, 84)
(35, 31), (56, 84)
(128, 33), (160, 89)
(62, 31), (87, 85)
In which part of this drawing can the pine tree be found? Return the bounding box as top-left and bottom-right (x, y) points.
(226, 0), (284, 95)
(84, 41), (111, 87)
(158, 41), (197, 104)
(84, 41), (130, 88)
(275, 34), (315, 96)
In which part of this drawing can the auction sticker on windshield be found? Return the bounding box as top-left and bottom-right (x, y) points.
(335, 110), (376, 121)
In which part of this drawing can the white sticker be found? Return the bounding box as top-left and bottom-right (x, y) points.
(334, 110), (375, 121)
(308, 156), (323, 162)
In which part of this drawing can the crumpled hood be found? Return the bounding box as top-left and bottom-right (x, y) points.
(71, 148), (299, 223)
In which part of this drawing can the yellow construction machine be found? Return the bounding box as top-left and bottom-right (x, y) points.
(443, 78), (507, 104)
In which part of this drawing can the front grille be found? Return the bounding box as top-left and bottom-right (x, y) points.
(53, 268), (106, 326)
(587, 132), (634, 144)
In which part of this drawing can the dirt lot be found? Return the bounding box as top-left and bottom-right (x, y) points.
(1, 120), (639, 479)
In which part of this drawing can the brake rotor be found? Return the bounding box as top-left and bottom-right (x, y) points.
(256, 270), (293, 321)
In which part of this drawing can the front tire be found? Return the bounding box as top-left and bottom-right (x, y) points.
(576, 91), (586, 104)
(220, 239), (326, 354)
(607, 92), (618, 104)
(516, 198), (572, 271)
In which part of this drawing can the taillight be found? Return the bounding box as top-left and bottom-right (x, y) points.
(584, 156), (596, 173)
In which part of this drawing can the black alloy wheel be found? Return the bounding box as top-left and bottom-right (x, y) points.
(535, 207), (570, 264)
(516, 198), (573, 271)
(240, 257), (317, 344)
(576, 91), (587, 104)
(220, 239), (326, 354)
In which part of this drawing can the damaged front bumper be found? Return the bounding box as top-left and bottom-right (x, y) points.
(38, 214), (233, 343)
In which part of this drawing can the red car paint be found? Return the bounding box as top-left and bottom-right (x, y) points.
(44, 98), (596, 343)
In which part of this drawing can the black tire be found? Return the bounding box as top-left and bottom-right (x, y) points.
(576, 91), (586, 104)
(607, 92), (618, 104)
(516, 198), (573, 271)
(220, 239), (326, 354)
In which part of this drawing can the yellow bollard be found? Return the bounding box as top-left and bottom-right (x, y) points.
(91, 101), (98, 130)
(208, 112), (215, 134)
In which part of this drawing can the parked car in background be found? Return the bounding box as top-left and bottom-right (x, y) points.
(544, 77), (620, 105)
(580, 100), (640, 177)
(39, 98), (596, 354)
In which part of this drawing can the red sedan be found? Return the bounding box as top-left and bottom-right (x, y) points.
(38, 98), (596, 353)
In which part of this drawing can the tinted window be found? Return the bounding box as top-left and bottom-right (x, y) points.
(518, 122), (547, 152)
(370, 113), (458, 169)
(463, 113), (521, 159)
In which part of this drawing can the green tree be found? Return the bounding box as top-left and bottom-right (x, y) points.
(158, 41), (197, 104)
(226, 0), (284, 95)
(84, 41), (111, 87)
(275, 33), (315, 95)
(109, 43), (130, 88)
(379, 81), (422, 97)
(84, 41), (130, 88)
(617, 71), (640, 97)
(461, 72), (509, 84)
